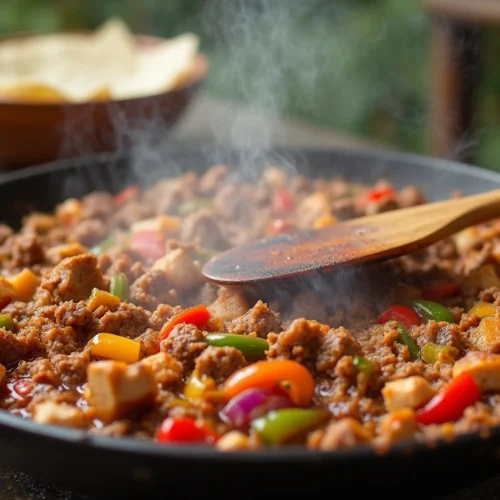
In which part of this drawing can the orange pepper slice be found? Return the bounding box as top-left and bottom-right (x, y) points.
(223, 359), (315, 407)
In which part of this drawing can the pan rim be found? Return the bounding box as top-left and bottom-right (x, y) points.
(1, 144), (500, 464)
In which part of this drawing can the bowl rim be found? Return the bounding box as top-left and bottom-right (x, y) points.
(0, 31), (208, 108)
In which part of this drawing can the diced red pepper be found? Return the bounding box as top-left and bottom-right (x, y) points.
(156, 417), (219, 444)
(129, 231), (165, 262)
(272, 188), (294, 215)
(366, 187), (396, 203)
(156, 304), (211, 347)
(421, 282), (460, 302)
(377, 304), (420, 329)
(13, 380), (34, 397)
(114, 185), (140, 206)
(416, 372), (481, 425)
(268, 219), (294, 236)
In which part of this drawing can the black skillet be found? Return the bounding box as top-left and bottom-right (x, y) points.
(1, 144), (500, 499)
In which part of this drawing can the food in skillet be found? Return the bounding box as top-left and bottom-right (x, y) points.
(1, 164), (500, 452)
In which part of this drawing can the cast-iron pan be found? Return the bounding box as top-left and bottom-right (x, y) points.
(0, 144), (499, 499)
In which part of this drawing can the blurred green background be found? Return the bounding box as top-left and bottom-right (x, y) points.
(2, 0), (500, 170)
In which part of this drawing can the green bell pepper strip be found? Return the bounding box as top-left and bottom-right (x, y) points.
(397, 323), (420, 360)
(421, 342), (459, 364)
(0, 313), (13, 331)
(412, 299), (455, 323)
(90, 236), (116, 255)
(110, 273), (129, 301)
(353, 356), (377, 376)
(205, 333), (269, 361)
(251, 408), (328, 445)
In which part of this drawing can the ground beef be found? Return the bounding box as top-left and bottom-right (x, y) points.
(159, 324), (207, 376)
(129, 270), (179, 311)
(99, 252), (145, 283)
(0, 329), (29, 365)
(35, 254), (105, 305)
(9, 233), (45, 268)
(180, 210), (229, 251)
(80, 192), (115, 220)
(41, 325), (79, 357)
(51, 352), (90, 387)
(149, 304), (180, 331)
(198, 164), (229, 196)
(192, 346), (247, 384)
(69, 218), (107, 247)
(54, 300), (95, 339)
(316, 327), (361, 376)
(230, 300), (281, 338)
(97, 302), (150, 339)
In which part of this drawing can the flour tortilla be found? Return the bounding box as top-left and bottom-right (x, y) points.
(0, 18), (199, 102)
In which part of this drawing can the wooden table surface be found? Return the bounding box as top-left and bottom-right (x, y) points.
(0, 92), (498, 499)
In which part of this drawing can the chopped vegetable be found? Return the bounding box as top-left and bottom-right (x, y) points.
(156, 417), (219, 445)
(220, 387), (293, 428)
(90, 236), (116, 255)
(378, 304), (420, 329)
(0, 313), (13, 331)
(177, 198), (213, 216)
(353, 356), (377, 376)
(88, 288), (121, 311)
(183, 373), (217, 401)
(313, 214), (337, 229)
(157, 304), (211, 346)
(412, 299), (455, 323)
(205, 333), (269, 361)
(421, 342), (459, 364)
(114, 185), (139, 205)
(397, 323), (420, 360)
(89, 333), (140, 363)
(469, 315), (500, 352)
(421, 282), (460, 302)
(416, 372), (481, 425)
(129, 230), (165, 262)
(468, 301), (497, 319)
(110, 273), (129, 301)
(7, 268), (40, 302)
(272, 188), (294, 215)
(251, 408), (328, 445)
(223, 359), (315, 407)
(366, 187), (395, 203)
(0, 277), (16, 310)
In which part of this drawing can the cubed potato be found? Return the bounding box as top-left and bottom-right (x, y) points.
(86, 360), (157, 422)
(152, 248), (202, 291)
(33, 401), (85, 428)
(469, 315), (500, 353)
(453, 351), (500, 392)
(377, 408), (417, 443)
(382, 376), (436, 412)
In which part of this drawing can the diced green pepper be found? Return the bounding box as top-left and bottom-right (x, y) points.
(178, 199), (213, 216)
(397, 323), (420, 360)
(205, 333), (268, 361)
(353, 356), (377, 376)
(412, 299), (454, 323)
(90, 236), (116, 255)
(110, 273), (129, 301)
(421, 342), (459, 364)
(0, 313), (13, 331)
(251, 408), (328, 445)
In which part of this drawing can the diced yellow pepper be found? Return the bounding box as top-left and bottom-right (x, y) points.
(0, 277), (16, 305)
(130, 216), (181, 235)
(88, 288), (121, 311)
(469, 315), (500, 352)
(7, 268), (40, 302)
(183, 373), (217, 400)
(313, 214), (337, 229)
(56, 198), (83, 227)
(468, 301), (497, 319)
(89, 333), (140, 363)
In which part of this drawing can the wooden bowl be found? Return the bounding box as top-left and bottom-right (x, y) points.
(0, 33), (208, 169)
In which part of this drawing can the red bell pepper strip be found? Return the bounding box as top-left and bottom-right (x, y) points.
(421, 282), (460, 302)
(156, 417), (219, 444)
(272, 188), (294, 215)
(416, 372), (481, 425)
(366, 187), (395, 203)
(114, 185), (140, 206)
(157, 304), (211, 347)
(129, 231), (165, 262)
(378, 304), (420, 329)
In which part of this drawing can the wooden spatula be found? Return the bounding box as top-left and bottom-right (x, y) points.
(202, 189), (500, 286)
